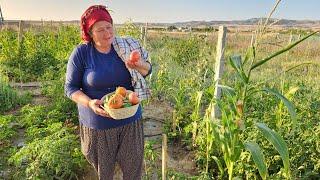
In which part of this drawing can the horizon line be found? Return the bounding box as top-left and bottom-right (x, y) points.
(2, 17), (320, 24)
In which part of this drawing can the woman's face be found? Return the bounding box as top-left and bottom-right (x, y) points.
(91, 21), (115, 48)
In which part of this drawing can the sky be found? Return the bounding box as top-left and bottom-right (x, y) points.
(0, 0), (319, 23)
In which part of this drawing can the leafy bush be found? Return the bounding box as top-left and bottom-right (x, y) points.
(0, 26), (79, 82)
(0, 76), (31, 113)
(167, 36), (200, 66)
(116, 20), (141, 40)
(0, 115), (17, 145)
(9, 123), (86, 179)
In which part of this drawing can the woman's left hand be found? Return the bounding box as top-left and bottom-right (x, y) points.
(125, 59), (142, 69)
(125, 50), (142, 69)
(125, 50), (151, 76)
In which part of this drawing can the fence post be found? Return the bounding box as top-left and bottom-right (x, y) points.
(140, 23), (148, 47)
(212, 26), (227, 119)
(286, 32), (293, 61)
(250, 33), (255, 47)
(162, 134), (167, 180)
(18, 20), (23, 43)
(140, 26), (144, 42)
(144, 23), (148, 47)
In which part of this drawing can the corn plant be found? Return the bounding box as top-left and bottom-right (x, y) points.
(275, 83), (299, 130)
(200, 0), (320, 178)
(209, 28), (318, 179)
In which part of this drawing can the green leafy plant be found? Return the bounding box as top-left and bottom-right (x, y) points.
(9, 123), (86, 179)
(167, 36), (200, 66)
(0, 75), (31, 113)
(0, 115), (17, 145)
(144, 140), (159, 179)
(116, 20), (141, 40)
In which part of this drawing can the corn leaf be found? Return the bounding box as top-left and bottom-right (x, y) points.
(217, 85), (236, 96)
(250, 31), (319, 70)
(256, 123), (290, 177)
(244, 142), (268, 180)
(212, 156), (224, 177)
(259, 62), (314, 85)
(263, 88), (297, 129)
(243, 46), (255, 66)
(229, 55), (249, 83)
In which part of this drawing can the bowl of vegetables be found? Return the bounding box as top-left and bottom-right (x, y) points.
(101, 87), (140, 120)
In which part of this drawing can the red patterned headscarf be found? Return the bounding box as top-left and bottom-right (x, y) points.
(80, 5), (113, 42)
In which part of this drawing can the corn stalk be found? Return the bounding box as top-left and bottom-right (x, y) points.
(209, 10), (319, 179)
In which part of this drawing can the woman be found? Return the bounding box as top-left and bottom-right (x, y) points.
(64, 5), (151, 180)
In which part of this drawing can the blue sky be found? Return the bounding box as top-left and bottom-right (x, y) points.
(0, 0), (319, 23)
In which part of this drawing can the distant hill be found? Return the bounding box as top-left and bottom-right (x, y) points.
(3, 18), (320, 29)
(135, 18), (320, 28)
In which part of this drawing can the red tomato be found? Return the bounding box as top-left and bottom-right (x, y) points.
(115, 86), (127, 98)
(128, 92), (139, 105)
(129, 50), (141, 63)
(108, 94), (124, 109)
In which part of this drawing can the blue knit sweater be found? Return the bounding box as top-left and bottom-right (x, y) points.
(65, 42), (145, 130)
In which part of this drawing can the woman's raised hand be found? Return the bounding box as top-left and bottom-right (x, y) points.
(126, 50), (141, 69)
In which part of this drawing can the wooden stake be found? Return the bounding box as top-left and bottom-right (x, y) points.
(144, 23), (148, 47)
(162, 134), (167, 180)
(286, 32), (293, 61)
(18, 20), (23, 43)
(212, 26), (227, 119)
(140, 26), (145, 43)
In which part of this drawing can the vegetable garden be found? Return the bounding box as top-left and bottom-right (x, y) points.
(0, 18), (319, 179)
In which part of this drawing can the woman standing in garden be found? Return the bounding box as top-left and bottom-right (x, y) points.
(64, 5), (152, 180)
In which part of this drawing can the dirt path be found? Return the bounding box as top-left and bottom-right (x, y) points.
(9, 82), (49, 106)
(2, 82), (197, 179)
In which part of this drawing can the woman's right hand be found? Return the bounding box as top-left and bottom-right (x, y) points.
(88, 99), (111, 117)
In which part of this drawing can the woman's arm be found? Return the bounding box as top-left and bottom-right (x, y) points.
(71, 90), (109, 117)
(70, 90), (91, 107)
(65, 47), (109, 117)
